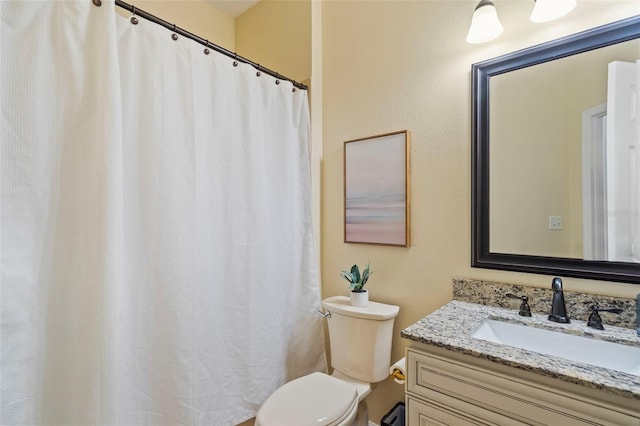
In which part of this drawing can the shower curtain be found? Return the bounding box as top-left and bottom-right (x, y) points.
(0, 1), (326, 425)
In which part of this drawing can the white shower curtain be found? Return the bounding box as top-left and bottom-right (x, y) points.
(0, 1), (326, 425)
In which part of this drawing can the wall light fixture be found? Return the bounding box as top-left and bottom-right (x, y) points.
(530, 0), (577, 23)
(467, 0), (577, 44)
(466, 0), (504, 44)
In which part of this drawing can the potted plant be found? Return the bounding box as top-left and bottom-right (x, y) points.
(340, 262), (373, 307)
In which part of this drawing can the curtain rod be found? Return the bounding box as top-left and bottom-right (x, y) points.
(104, 0), (308, 91)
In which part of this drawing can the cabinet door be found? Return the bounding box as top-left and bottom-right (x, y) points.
(407, 396), (525, 426)
(407, 396), (481, 426)
(407, 349), (639, 425)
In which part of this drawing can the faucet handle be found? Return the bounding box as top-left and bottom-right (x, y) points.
(505, 293), (532, 317)
(587, 305), (622, 330)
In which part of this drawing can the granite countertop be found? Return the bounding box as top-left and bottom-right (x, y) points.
(401, 300), (640, 400)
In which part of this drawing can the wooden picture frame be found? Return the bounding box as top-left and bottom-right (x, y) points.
(344, 130), (411, 247)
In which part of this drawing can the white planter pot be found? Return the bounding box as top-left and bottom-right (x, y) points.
(350, 290), (369, 307)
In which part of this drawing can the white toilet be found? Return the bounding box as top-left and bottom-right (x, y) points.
(255, 295), (400, 426)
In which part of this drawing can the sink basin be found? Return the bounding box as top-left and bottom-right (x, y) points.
(471, 319), (640, 376)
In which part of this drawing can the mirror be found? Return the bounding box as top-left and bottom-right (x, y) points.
(472, 15), (640, 284)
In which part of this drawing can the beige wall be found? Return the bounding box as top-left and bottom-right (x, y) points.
(115, 0), (235, 51)
(235, 0), (311, 83)
(321, 1), (640, 422)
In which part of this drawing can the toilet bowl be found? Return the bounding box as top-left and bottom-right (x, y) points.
(255, 372), (360, 426)
(255, 296), (399, 426)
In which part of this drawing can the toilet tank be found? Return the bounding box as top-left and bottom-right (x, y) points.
(321, 296), (399, 383)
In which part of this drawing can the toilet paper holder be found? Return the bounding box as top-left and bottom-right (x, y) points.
(390, 368), (406, 382)
(389, 357), (406, 384)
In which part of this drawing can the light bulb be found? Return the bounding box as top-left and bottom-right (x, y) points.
(530, 0), (576, 23)
(466, 0), (504, 44)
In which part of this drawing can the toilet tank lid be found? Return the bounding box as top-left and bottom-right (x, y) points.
(322, 296), (399, 320)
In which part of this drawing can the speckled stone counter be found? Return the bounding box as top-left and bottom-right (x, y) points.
(401, 300), (640, 400)
(453, 277), (638, 329)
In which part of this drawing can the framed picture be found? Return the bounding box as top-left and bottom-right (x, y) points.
(344, 130), (411, 247)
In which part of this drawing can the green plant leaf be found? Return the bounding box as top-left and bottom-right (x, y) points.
(361, 262), (372, 285)
(350, 264), (361, 284)
(340, 271), (353, 283)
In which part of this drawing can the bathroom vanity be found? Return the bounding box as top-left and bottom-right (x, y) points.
(401, 301), (640, 426)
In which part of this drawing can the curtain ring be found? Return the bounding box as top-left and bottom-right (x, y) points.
(233, 54), (238, 67)
(171, 24), (178, 40)
(256, 64), (261, 77)
(92, 0), (102, 7)
(130, 6), (138, 25)
(204, 40), (210, 55)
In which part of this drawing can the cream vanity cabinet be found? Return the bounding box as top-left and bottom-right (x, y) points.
(405, 343), (640, 426)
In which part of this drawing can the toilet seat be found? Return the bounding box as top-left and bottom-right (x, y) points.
(256, 372), (358, 426)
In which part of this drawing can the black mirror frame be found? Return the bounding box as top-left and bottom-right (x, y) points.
(471, 15), (640, 284)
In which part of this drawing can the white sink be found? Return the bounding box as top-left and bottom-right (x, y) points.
(471, 319), (640, 376)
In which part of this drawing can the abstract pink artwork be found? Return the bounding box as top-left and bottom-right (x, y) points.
(344, 131), (410, 247)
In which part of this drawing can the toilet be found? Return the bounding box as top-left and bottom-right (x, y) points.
(255, 295), (400, 426)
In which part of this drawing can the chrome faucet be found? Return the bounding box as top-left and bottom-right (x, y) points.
(548, 277), (570, 323)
